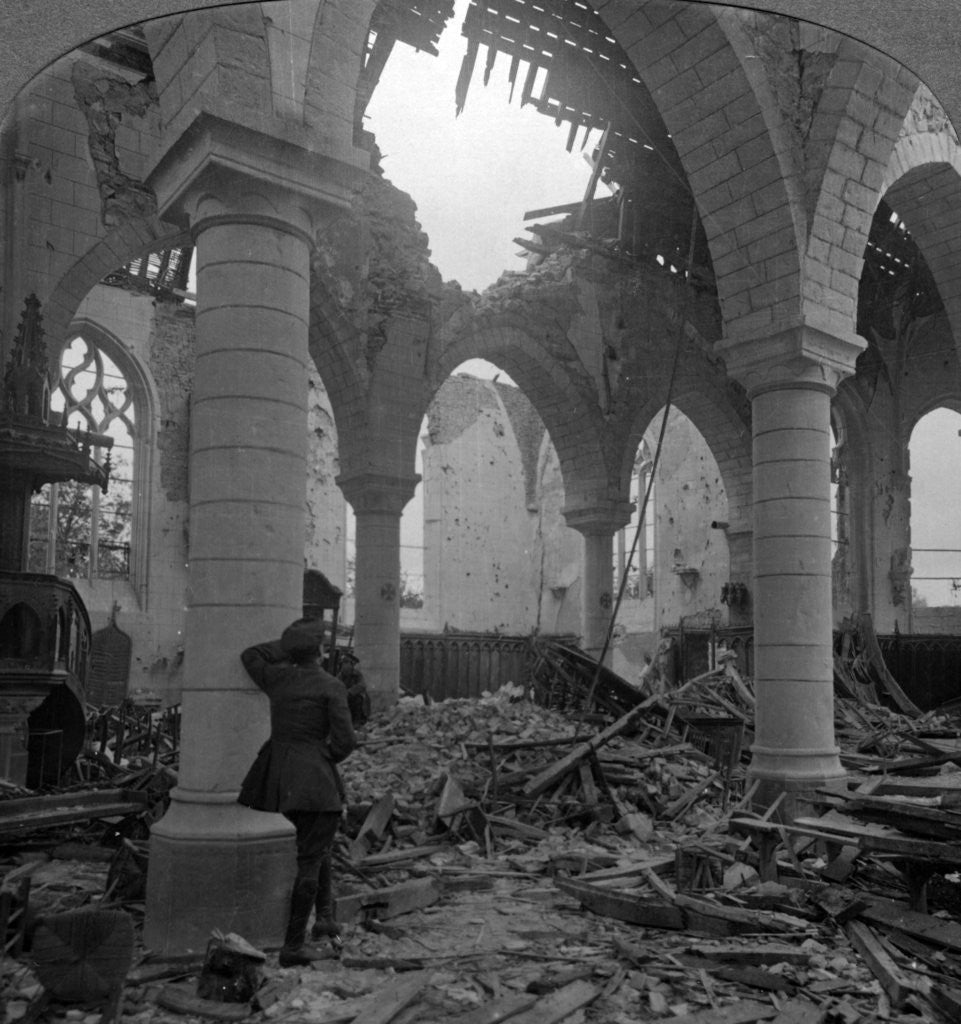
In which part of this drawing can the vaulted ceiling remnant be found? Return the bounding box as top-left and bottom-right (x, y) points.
(356, 0), (456, 128)
(455, 0), (713, 288)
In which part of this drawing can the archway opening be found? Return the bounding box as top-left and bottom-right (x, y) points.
(910, 407), (961, 617)
(610, 407), (729, 683)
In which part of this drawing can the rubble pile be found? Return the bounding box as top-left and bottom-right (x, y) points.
(4, 641), (961, 1023)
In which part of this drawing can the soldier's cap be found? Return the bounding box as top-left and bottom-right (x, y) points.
(279, 619), (325, 657)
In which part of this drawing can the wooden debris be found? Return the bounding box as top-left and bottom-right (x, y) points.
(845, 919), (929, 1007)
(644, 1001), (779, 1023)
(337, 877), (441, 925)
(156, 982), (252, 1021)
(349, 793), (395, 864)
(449, 991), (539, 1024)
(351, 969), (433, 1024)
(522, 698), (657, 798)
(503, 978), (598, 1023)
(0, 788), (150, 838)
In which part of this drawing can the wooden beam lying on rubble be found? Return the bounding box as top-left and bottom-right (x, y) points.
(522, 697), (658, 798)
(0, 788), (149, 838)
(845, 920), (930, 1008)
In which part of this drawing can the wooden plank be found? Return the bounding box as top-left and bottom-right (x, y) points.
(554, 877), (685, 930)
(578, 853), (674, 881)
(349, 793), (395, 864)
(688, 943), (812, 966)
(793, 813), (961, 860)
(505, 979), (598, 1024)
(929, 985), (961, 1021)
(820, 845), (860, 882)
(672, 893), (803, 935)
(844, 920), (927, 1008)
(577, 761), (600, 817)
(637, 1001), (778, 1024)
(663, 771), (721, 821)
(770, 998), (824, 1024)
(522, 698), (657, 798)
(336, 877), (441, 925)
(352, 970), (432, 1024)
(358, 844), (445, 868)
(859, 896), (961, 952)
(0, 789), (149, 836)
(449, 992), (539, 1024)
(712, 965), (795, 994)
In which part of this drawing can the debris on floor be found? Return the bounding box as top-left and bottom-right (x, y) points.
(4, 641), (961, 1023)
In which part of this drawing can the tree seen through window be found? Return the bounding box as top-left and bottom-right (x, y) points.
(28, 335), (135, 580)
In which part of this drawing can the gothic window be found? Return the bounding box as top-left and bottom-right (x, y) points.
(28, 329), (145, 588)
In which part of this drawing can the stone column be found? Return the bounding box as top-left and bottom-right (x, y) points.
(142, 121), (357, 953)
(721, 320), (862, 798)
(337, 471), (418, 711)
(564, 504), (632, 662)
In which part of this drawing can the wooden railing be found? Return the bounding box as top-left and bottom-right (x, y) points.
(667, 624), (961, 712)
(399, 632), (538, 701)
(878, 632), (961, 711)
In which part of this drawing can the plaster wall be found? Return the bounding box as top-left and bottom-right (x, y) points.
(422, 376), (540, 633)
(306, 377), (347, 596)
(653, 410), (730, 633)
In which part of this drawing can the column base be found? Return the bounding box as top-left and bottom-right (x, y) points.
(746, 749), (848, 821)
(144, 789), (296, 956)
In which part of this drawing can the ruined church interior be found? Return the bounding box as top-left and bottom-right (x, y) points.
(4, 0), (961, 1020)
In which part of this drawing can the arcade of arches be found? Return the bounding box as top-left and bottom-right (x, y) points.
(2, 0), (961, 952)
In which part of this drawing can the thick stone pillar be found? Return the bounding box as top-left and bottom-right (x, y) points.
(337, 472), (418, 711)
(721, 320), (862, 797)
(142, 121), (356, 954)
(564, 504), (632, 662)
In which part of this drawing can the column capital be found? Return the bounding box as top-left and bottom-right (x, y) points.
(718, 314), (865, 398)
(337, 471), (420, 516)
(563, 500), (633, 535)
(145, 113), (360, 240)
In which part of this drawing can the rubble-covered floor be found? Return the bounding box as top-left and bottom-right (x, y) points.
(5, 647), (961, 1024)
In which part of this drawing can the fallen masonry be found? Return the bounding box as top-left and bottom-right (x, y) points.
(4, 643), (961, 1023)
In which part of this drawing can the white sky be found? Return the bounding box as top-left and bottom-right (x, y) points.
(350, 1), (961, 605)
(364, 0), (595, 292)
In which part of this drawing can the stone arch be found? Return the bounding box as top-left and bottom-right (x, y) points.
(306, 270), (367, 457)
(433, 317), (615, 514)
(143, 5), (271, 137)
(801, 36), (918, 332)
(600, 2), (803, 336)
(302, 0), (375, 134)
(620, 380), (752, 536)
(881, 113), (961, 356)
(908, 392), (961, 434)
(263, 1), (327, 122)
(42, 217), (188, 356)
